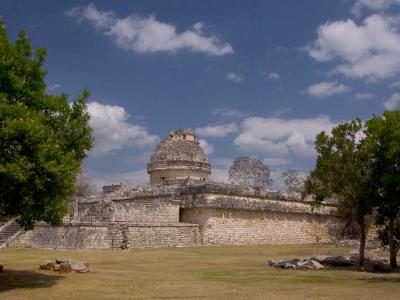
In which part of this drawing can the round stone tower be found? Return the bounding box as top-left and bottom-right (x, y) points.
(147, 128), (211, 184)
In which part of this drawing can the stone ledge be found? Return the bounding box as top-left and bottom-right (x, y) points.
(34, 222), (199, 228)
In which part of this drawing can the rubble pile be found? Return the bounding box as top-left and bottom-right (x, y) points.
(39, 258), (89, 274)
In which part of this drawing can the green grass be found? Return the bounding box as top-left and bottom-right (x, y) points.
(0, 245), (399, 299)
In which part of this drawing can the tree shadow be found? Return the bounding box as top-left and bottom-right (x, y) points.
(0, 269), (62, 292)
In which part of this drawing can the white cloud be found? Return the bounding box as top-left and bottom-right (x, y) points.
(66, 4), (233, 56)
(212, 157), (233, 169)
(306, 81), (350, 97)
(196, 122), (238, 138)
(307, 14), (400, 80)
(212, 108), (247, 119)
(383, 93), (400, 110)
(234, 115), (337, 158)
(352, 0), (400, 16)
(198, 139), (214, 155)
(390, 79), (400, 88)
(209, 168), (229, 183)
(264, 158), (291, 167)
(87, 101), (159, 156)
(268, 72), (280, 80)
(47, 83), (61, 92)
(354, 92), (373, 100)
(226, 72), (244, 82)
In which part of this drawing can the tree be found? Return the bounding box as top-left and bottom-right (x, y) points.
(365, 110), (400, 268)
(304, 119), (374, 267)
(0, 23), (93, 229)
(282, 169), (304, 193)
(228, 156), (273, 188)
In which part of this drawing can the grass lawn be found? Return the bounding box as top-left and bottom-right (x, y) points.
(0, 244), (399, 300)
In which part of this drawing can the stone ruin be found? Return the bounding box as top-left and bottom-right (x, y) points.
(10, 128), (344, 250)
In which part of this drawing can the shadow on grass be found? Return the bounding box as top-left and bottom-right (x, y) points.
(0, 269), (62, 292)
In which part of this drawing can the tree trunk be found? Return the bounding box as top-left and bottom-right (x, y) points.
(358, 220), (366, 268)
(389, 218), (397, 269)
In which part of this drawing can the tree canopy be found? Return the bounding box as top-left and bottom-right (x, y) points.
(365, 110), (400, 268)
(228, 156), (273, 188)
(0, 23), (93, 229)
(304, 118), (375, 266)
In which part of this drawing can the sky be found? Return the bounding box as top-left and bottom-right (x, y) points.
(2, 0), (400, 191)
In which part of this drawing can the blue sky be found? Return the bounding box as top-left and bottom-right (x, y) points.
(2, 0), (400, 191)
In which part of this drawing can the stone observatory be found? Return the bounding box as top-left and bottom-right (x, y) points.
(147, 129), (211, 184)
(6, 128), (345, 250)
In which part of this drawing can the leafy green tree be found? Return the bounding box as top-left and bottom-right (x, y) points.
(0, 23), (93, 229)
(365, 110), (400, 268)
(304, 119), (374, 266)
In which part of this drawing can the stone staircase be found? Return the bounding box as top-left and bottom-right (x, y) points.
(0, 219), (22, 248)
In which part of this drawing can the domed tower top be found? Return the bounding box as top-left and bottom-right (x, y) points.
(147, 128), (211, 184)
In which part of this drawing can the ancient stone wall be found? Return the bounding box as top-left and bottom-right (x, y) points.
(77, 198), (180, 224)
(11, 222), (200, 250)
(181, 208), (340, 245)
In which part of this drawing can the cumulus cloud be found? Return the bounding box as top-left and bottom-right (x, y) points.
(212, 108), (247, 119)
(196, 122), (238, 138)
(198, 139), (214, 155)
(306, 81), (350, 97)
(87, 101), (159, 156)
(354, 92), (373, 100)
(209, 168), (229, 183)
(390, 79), (400, 88)
(65, 4), (233, 56)
(352, 0), (400, 16)
(264, 158), (291, 167)
(226, 72), (244, 82)
(268, 72), (280, 80)
(234, 115), (337, 158)
(47, 83), (61, 91)
(383, 93), (400, 110)
(307, 14), (400, 80)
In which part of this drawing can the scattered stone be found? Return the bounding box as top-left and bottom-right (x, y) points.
(322, 256), (354, 267)
(70, 261), (89, 273)
(39, 260), (55, 270)
(310, 255), (328, 264)
(270, 254), (393, 272)
(309, 260), (324, 270)
(336, 238), (382, 249)
(269, 258), (324, 271)
(336, 239), (360, 248)
(38, 258), (89, 274)
(55, 258), (69, 264)
(58, 263), (72, 274)
(310, 255), (354, 267)
(0, 265), (3, 272)
(363, 258), (391, 273)
(348, 250), (359, 256)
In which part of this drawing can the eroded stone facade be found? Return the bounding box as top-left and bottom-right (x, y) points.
(11, 128), (343, 250)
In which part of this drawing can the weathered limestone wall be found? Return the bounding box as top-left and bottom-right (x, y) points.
(77, 198), (180, 224)
(11, 223), (200, 250)
(181, 208), (340, 245)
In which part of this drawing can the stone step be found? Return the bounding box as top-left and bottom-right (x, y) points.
(0, 220), (22, 247)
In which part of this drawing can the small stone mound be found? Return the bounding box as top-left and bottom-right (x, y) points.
(362, 258), (392, 273)
(270, 252), (392, 273)
(268, 259), (324, 271)
(39, 258), (89, 274)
